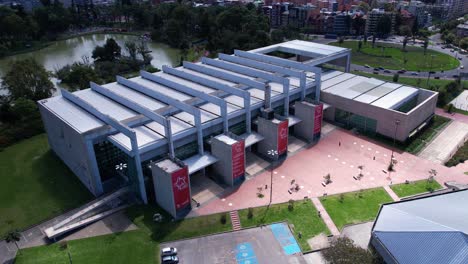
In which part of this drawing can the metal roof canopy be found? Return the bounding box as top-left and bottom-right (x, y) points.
(116, 76), (205, 155)
(90, 82), (175, 158)
(201, 57), (291, 116)
(162, 65), (253, 133)
(141, 70), (229, 133)
(183, 61), (271, 111)
(60, 88), (148, 204)
(218, 53), (307, 98)
(233, 50), (322, 101)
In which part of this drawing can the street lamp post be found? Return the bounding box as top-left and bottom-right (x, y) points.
(391, 119), (400, 160)
(267, 149), (278, 208)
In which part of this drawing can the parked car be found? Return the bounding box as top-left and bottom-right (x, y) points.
(429, 71), (436, 74)
(434, 76), (440, 79)
(461, 65), (464, 69)
(441, 46), (446, 49)
(161, 247), (177, 257)
(384, 70), (391, 73)
(378, 67), (385, 71)
(458, 57), (463, 60)
(373, 68), (380, 71)
(162, 256), (179, 264)
(411, 72), (418, 76)
(453, 75), (460, 78)
(397, 70), (405, 74)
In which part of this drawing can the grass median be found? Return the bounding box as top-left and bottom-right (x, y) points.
(319, 188), (393, 230)
(390, 180), (443, 198)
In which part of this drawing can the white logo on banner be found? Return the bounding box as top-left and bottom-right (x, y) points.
(280, 126), (288, 139)
(175, 176), (188, 191)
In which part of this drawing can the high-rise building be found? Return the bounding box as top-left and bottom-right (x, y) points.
(437, 0), (468, 19)
(365, 8), (396, 36)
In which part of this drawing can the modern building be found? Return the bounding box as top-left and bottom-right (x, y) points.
(457, 22), (468, 38)
(371, 190), (468, 264)
(365, 8), (396, 36)
(38, 40), (437, 218)
(437, 0), (468, 19)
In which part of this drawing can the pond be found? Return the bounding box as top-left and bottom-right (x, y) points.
(0, 33), (181, 94)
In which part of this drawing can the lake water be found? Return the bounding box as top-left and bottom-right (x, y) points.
(0, 33), (181, 95)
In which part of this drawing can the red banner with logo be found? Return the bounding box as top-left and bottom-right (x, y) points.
(231, 140), (245, 180)
(277, 120), (289, 155)
(314, 104), (323, 134)
(171, 166), (190, 211)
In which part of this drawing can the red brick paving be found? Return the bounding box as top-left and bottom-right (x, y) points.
(192, 128), (468, 216)
(436, 108), (468, 125)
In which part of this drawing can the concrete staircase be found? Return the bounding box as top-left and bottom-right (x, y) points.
(230, 211), (241, 231)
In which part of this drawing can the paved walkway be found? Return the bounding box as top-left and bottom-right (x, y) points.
(383, 186), (400, 201)
(435, 108), (468, 125)
(193, 128), (468, 217)
(418, 121), (468, 164)
(311, 198), (340, 236)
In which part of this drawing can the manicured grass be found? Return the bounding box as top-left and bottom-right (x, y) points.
(390, 180), (443, 198)
(16, 230), (155, 264)
(125, 204), (232, 242)
(446, 141), (468, 167)
(17, 205), (233, 264)
(238, 200), (330, 251)
(0, 134), (93, 237)
(320, 188), (393, 230)
(331, 41), (459, 71)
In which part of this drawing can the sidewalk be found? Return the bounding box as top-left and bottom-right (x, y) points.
(311, 198), (340, 236)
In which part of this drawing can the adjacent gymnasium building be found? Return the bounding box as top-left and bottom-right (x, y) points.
(38, 40), (438, 218)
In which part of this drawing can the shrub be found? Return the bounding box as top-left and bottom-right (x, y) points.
(247, 207), (254, 219)
(338, 194), (345, 203)
(288, 199), (295, 211)
(220, 213), (227, 225)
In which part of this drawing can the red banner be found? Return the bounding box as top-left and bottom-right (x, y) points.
(277, 120), (289, 155)
(231, 140), (245, 180)
(171, 166), (190, 211)
(314, 104), (323, 134)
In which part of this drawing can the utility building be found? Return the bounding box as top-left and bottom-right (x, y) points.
(38, 40), (437, 218)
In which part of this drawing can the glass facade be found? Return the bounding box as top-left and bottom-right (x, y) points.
(334, 108), (377, 135)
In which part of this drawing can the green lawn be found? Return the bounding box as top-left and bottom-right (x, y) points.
(17, 205), (232, 264)
(0, 134), (93, 237)
(238, 200), (329, 251)
(390, 180), (443, 198)
(16, 230), (155, 264)
(354, 71), (468, 91)
(331, 41), (459, 71)
(320, 188), (393, 230)
(446, 141), (468, 167)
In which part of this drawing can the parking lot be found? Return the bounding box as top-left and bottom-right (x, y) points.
(160, 223), (306, 264)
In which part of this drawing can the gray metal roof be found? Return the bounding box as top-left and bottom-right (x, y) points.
(373, 190), (468, 264)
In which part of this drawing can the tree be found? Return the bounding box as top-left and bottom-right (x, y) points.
(10, 98), (40, 122)
(56, 62), (100, 91)
(399, 25), (412, 37)
(376, 15), (392, 37)
(460, 37), (468, 50)
(358, 40), (363, 51)
(92, 38), (121, 61)
(124, 41), (137, 61)
(1, 58), (54, 101)
(402, 36), (408, 51)
(5, 230), (21, 251)
(271, 29), (285, 43)
(358, 2), (370, 13)
(445, 33), (456, 44)
(372, 34), (376, 48)
(322, 237), (378, 264)
(393, 73), (399, 82)
(423, 38), (429, 55)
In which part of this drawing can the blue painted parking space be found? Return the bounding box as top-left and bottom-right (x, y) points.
(236, 242), (259, 264)
(270, 223), (302, 255)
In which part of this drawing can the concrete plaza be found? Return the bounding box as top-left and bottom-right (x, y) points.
(192, 128), (468, 216)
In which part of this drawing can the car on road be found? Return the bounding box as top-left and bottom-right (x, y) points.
(373, 68), (380, 71)
(411, 72), (418, 76)
(162, 256), (179, 264)
(434, 76), (440, 79)
(429, 71), (436, 74)
(441, 46), (446, 49)
(397, 70), (405, 74)
(378, 67), (385, 71)
(364, 64), (370, 68)
(461, 65), (464, 69)
(450, 49), (455, 52)
(453, 75), (459, 78)
(161, 247), (177, 257)
(384, 70), (391, 73)
(373, 71), (379, 74)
